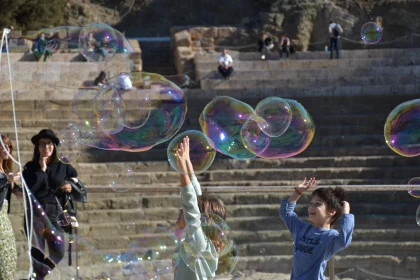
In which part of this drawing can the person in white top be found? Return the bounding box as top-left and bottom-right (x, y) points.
(329, 20), (343, 59)
(217, 49), (234, 79)
(279, 33), (291, 60)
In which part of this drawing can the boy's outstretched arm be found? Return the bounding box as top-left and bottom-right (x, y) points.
(280, 178), (316, 236)
(328, 201), (354, 257)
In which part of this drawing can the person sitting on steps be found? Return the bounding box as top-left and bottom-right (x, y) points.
(217, 48), (234, 80)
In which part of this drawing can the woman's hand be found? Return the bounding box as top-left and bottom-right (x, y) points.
(7, 172), (21, 184)
(39, 157), (48, 172)
(60, 182), (72, 193)
(176, 137), (190, 174)
(296, 177), (317, 194)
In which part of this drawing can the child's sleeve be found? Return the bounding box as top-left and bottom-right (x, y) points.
(181, 182), (208, 252)
(190, 175), (202, 196)
(279, 199), (306, 237)
(328, 214), (355, 257)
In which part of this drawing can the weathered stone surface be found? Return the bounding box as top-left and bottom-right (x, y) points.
(174, 30), (192, 47)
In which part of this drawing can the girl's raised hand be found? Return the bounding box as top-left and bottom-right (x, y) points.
(296, 177), (316, 194)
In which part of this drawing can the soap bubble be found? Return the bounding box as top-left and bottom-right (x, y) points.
(113, 73), (151, 129)
(180, 213), (233, 277)
(81, 72), (186, 152)
(123, 226), (177, 276)
(361, 22), (383, 44)
(167, 130), (216, 175)
(56, 212), (72, 227)
(69, 89), (100, 144)
(407, 177), (420, 198)
(93, 86), (124, 135)
(416, 205), (420, 226)
(384, 99), (420, 157)
(216, 241), (239, 277)
(108, 164), (134, 192)
(255, 97), (292, 137)
(79, 23), (117, 62)
(240, 114), (271, 157)
(57, 123), (82, 164)
(200, 96), (264, 159)
(259, 99), (315, 159)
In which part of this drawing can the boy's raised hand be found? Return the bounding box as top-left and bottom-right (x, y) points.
(296, 177), (316, 194)
(342, 201), (350, 214)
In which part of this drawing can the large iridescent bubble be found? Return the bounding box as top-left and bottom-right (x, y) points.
(361, 22), (383, 44)
(79, 23), (117, 63)
(74, 72), (186, 152)
(200, 96), (269, 159)
(167, 130), (216, 175)
(384, 99), (420, 157)
(93, 86), (125, 135)
(259, 99), (315, 159)
(255, 97), (292, 137)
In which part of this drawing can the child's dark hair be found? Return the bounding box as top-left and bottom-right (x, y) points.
(311, 187), (347, 226)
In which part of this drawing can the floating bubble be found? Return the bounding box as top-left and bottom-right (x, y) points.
(259, 99), (315, 159)
(240, 114), (271, 157)
(127, 223), (136, 231)
(255, 97), (292, 137)
(123, 226), (177, 276)
(216, 241), (239, 277)
(180, 213), (233, 277)
(407, 178), (420, 198)
(57, 212), (72, 227)
(69, 89), (101, 143)
(79, 23), (117, 63)
(361, 22), (383, 44)
(108, 164), (134, 192)
(384, 99), (420, 157)
(93, 86), (124, 135)
(200, 96), (263, 159)
(417, 205), (420, 226)
(113, 73), (151, 129)
(167, 130), (216, 175)
(57, 123), (82, 164)
(83, 72), (186, 152)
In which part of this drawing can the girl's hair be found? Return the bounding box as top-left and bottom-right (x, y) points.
(197, 195), (228, 253)
(31, 138), (58, 164)
(1, 135), (13, 172)
(311, 187), (347, 226)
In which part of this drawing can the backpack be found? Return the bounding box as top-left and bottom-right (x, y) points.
(332, 24), (340, 37)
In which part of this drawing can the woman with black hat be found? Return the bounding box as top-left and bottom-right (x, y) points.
(23, 129), (78, 280)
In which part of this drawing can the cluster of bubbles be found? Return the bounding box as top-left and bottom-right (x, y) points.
(360, 22), (383, 44)
(407, 178), (420, 226)
(180, 214), (238, 277)
(166, 96), (314, 174)
(200, 96), (314, 159)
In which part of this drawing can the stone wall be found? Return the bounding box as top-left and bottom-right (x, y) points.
(170, 26), (258, 76)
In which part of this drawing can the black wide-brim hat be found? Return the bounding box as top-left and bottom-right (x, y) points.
(31, 129), (60, 145)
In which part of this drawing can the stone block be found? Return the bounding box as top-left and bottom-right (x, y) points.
(189, 27), (217, 40)
(174, 30), (192, 47)
(217, 27), (238, 38)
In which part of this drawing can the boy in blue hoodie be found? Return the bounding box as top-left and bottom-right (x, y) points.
(280, 178), (354, 280)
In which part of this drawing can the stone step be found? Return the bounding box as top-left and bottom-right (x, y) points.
(196, 65), (420, 80)
(67, 155), (418, 174)
(196, 58), (420, 73)
(14, 253), (420, 279)
(200, 78), (420, 90)
(195, 48), (420, 62)
(203, 75), (416, 89)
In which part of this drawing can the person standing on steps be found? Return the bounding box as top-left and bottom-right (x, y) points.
(23, 129), (78, 280)
(329, 20), (343, 59)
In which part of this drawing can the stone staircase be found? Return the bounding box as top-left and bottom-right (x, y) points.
(1, 49), (419, 279)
